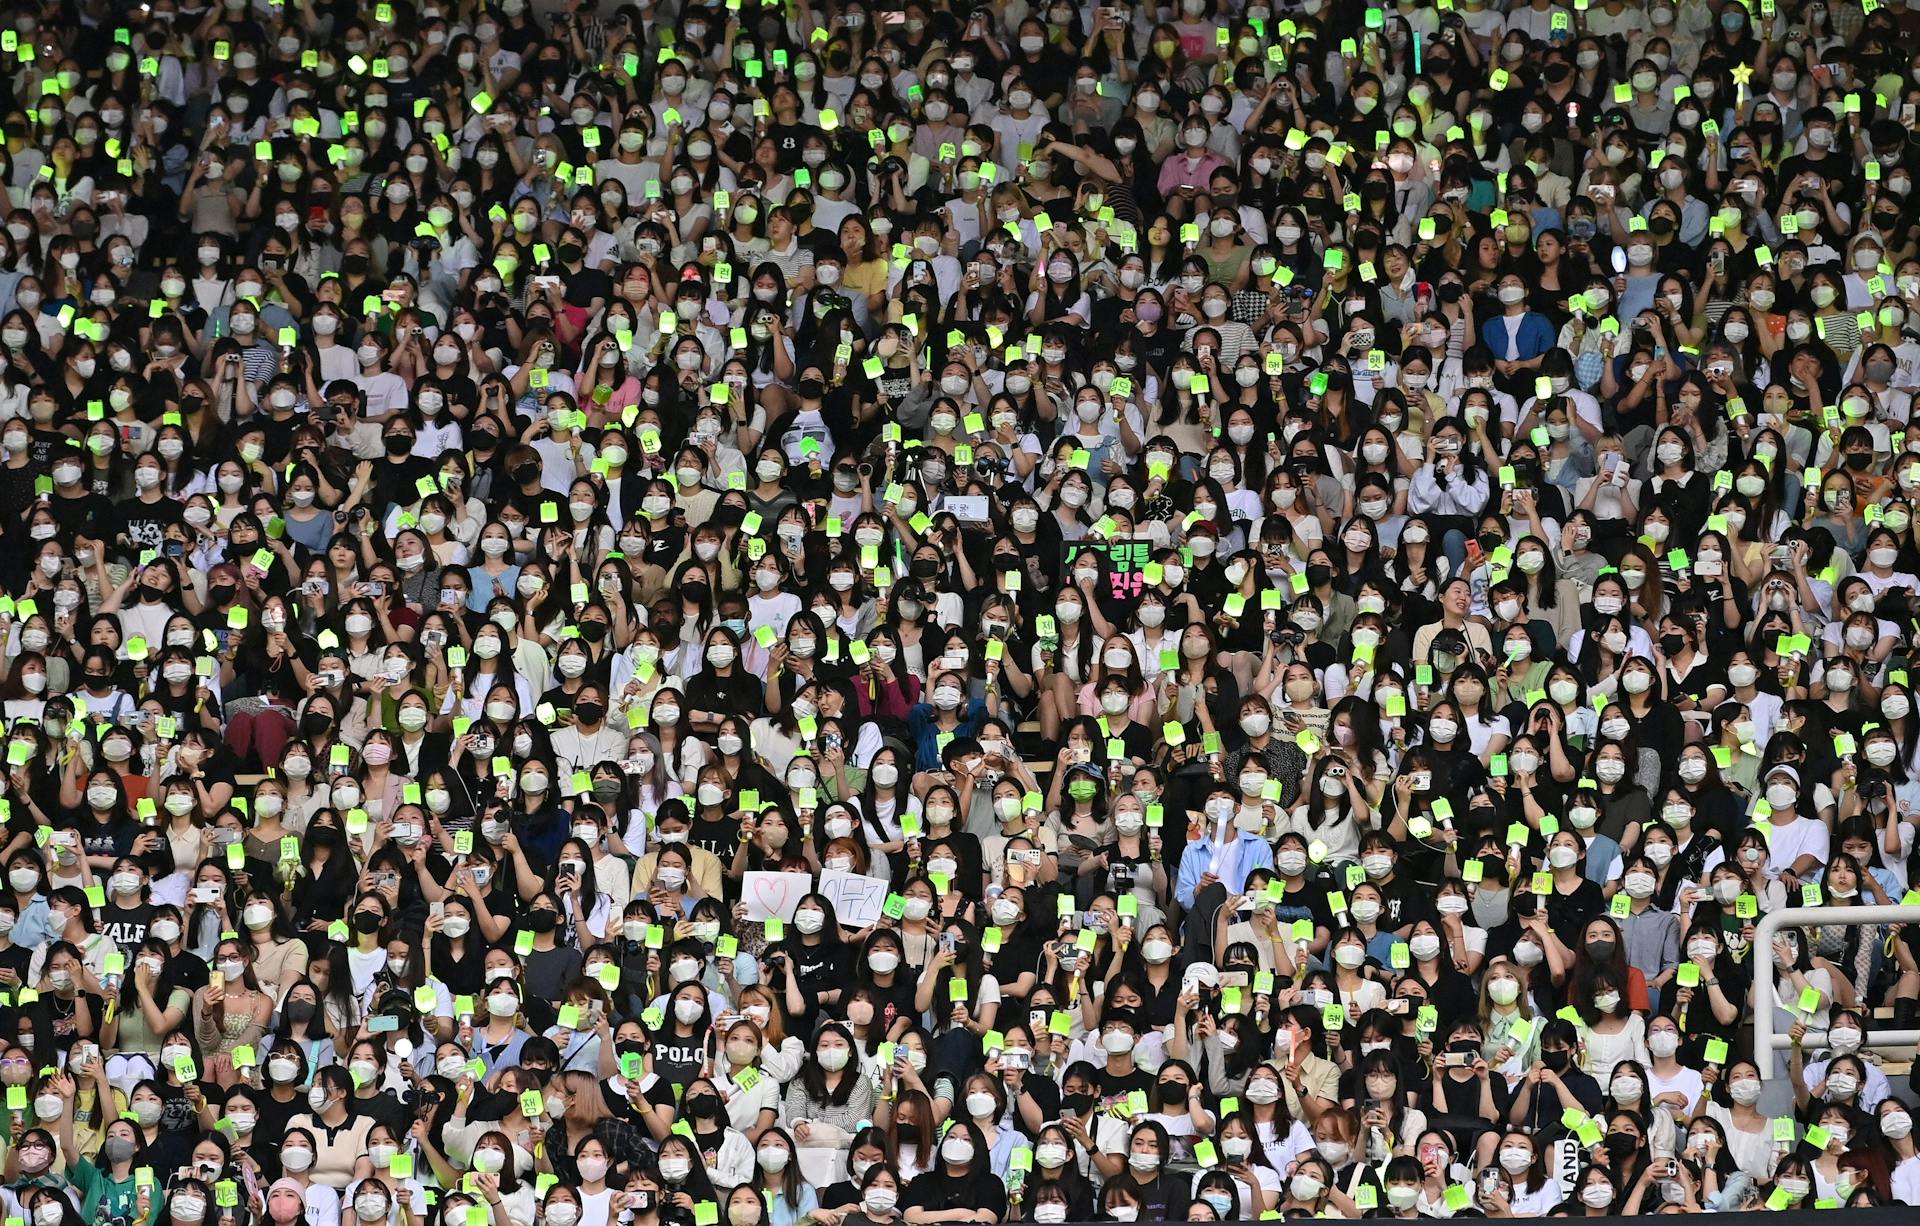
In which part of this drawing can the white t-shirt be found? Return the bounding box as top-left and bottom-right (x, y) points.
(1765, 813), (1831, 876)
(355, 369), (410, 418)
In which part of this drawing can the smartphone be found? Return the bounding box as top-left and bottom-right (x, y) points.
(208, 970), (225, 993)
(368, 1014), (400, 1033)
(364, 582), (387, 596)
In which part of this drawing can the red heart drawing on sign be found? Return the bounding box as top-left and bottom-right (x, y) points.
(750, 875), (792, 917)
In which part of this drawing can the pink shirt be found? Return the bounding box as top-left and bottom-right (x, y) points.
(1158, 150), (1227, 196)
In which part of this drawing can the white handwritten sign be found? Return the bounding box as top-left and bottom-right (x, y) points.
(818, 869), (889, 928)
(742, 871), (811, 921)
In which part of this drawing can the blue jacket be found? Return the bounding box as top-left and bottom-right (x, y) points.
(1482, 311), (1557, 362)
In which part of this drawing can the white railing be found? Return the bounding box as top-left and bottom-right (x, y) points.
(1752, 904), (1920, 1067)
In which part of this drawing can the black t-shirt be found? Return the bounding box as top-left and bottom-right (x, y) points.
(349, 1088), (410, 1138)
(0, 942), (31, 991)
(114, 494), (185, 557)
(1271, 875), (1338, 939)
(36, 987), (103, 1060)
(46, 489), (116, 537)
(901, 1167), (1007, 1219)
(162, 945), (211, 999)
(1093, 1061), (1151, 1104)
(766, 121), (816, 169)
(776, 936), (851, 1032)
(1427, 1063), (1513, 1134)
(99, 901), (154, 954)
(1367, 870), (1422, 934)
(562, 266), (614, 310)
(650, 1025), (708, 1085)
(864, 972), (920, 1035)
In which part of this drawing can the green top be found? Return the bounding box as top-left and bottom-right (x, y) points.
(67, 1157), (159, 1226)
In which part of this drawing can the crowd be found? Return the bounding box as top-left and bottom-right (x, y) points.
(7, 0), (1920, 1221)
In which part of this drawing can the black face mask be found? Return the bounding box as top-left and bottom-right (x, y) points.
(385, 435), (414, 455)
(1157, 1080), (1188, 1106)
(577, 621), (608, 643)
(1660, 633), (1686, 655)
(796, 379), (825, 400)
(1602, 1133), (1637, 1160)
(558, 243), (583, 264)
(1306, 564), (1332, 587)
(341, 255), (369, 276)
(209, 583), (237, 606)
(1478, 533), (1504, 554)
(301, 711), (332, 736)
(512, 462), (541, 484)
(353, 909), (383, 934)
(283, 998), (317, 1025)
(1541, 1048), (1570, 1072)
(574, 702), (605, 726)
(1587, 939), (1616, 962)
(1062, 1092), (1094, 1115)
(527, 909), (559, 933)
(471, 431), (498, 451)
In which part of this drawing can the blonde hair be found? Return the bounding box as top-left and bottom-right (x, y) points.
(737, 985), (788, 1045)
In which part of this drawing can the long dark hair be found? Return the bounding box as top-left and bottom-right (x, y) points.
(799, 1021), (860, 1106)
